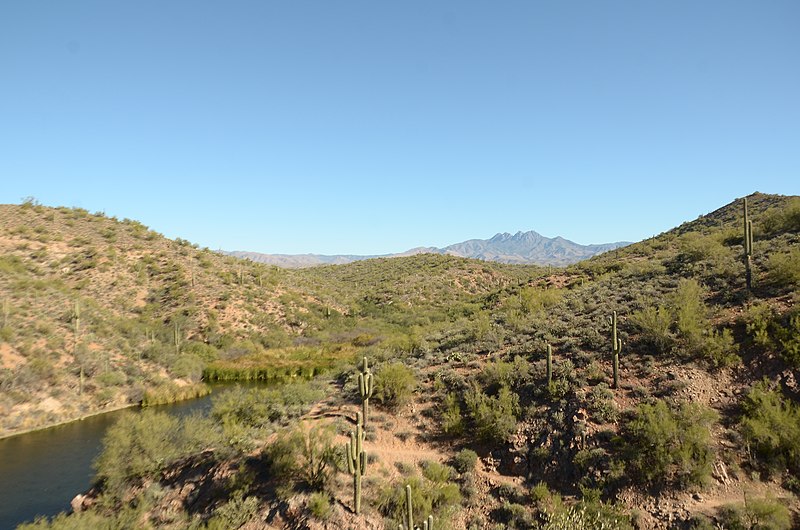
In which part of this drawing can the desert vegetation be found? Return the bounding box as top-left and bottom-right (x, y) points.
(5, 192), (800, 528)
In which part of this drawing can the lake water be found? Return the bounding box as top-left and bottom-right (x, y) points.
(0, 389), (223, 529)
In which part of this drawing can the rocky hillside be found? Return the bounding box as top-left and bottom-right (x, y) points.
(0, 202), (540, 437)
(226, 230), (629, 268)
(7, 192), (800, 530)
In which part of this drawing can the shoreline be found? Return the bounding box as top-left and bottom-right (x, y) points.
(0, 401), (138, 441)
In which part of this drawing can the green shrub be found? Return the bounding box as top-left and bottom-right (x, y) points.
(493, 502), (531, 529)
(775, 313), (800, 367)
(629, 304), (673, 352)
(206, 494), (259, 529)
(519, 286), (563, 314)
(94, 410), (217, 497)
(464, 383), (519, 444)
(768, 248), (800, 289)
(375, 362), (417, 410)
(671, 279), (707, 349)
(377, 475), (461, 526)
(170, 354), (205, 381)
(96, 370), (127, 387)
(262, 424), (338, 495)
(746, 303), (776, 347)
(702, 328), (740, 368)
(740, 381), (800, 476)
(452, 448), (479, 474)
(307, 491), (331, 519)
(211, 381), (323, 429)
(622, 399), (717, 488)
(760, 197), (800, 235)
(586, 383), (617, 424)
(421, 460), (456, 483)
(440, 392), (464, 436)
(541, 503), (633, 530)
(717, 495), (792, 530)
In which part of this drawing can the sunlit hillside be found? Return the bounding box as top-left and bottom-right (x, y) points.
(5, 192), (800, 529)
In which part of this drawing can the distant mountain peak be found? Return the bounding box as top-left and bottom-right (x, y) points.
(225, 230), (630, 268)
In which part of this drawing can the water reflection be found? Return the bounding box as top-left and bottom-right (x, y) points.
(0, 383), (237, 529)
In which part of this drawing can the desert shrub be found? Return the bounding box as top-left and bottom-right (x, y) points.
(479, 356), (531, 393)
(206, 494), (259, 529)
(671, 279), (707, 349)
(586, 383), (617, 424)
(629, 304), (673, 352)
(307, 492), (331, 519)
(717, 495), (792, 530)
(94, 410), (217, 497)
(95, 370), (127, 387)
(262, 423), (338, 494)
(746, 303), (776, 347)
(768, 248), (800, 289)
(702, 328), (740, 368)
(519, 286), (563, 314)
(775, 313), (800, 367)
(440, 392), (464, 436)
(573, 448), (608, 477)
(678, 233), (724, 263)
(621, 399), (717, 488)
(541, 503), (633, 530)
(493, 502), (532, 529)
(740, 381), (800, 476)
(760, 197), (800, 235)
(452, 448), (479, 474)
(211, 381), (323, 429)
(16, 505), (148, 530)
(377, 475), (461, 525)
(420, 460), (456, 483)
(170, 353), (206, 381)
(745, 305), (800, 367)
(375, 362), (417, 410)
(464, 383), (520, 444)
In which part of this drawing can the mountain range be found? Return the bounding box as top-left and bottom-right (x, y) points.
(226, 230), (631, 268)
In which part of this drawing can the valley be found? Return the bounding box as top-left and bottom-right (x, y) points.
(1, 192), (799, 529)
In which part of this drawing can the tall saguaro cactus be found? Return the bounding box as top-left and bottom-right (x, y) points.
(546, 343), (553, 385)
(173, 320), (181, 355)
(610, 311), (622, 389)
(345, 412), (367, 514)
(398, 484), (433, 530)
(359, 356), (374, 426)
(743, 197), (754, 290)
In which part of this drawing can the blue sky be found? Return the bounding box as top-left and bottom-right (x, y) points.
(1, 1), (798, 255)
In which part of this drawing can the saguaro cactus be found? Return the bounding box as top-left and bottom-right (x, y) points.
(743, 197), (754, 290)
(173, 320), (181, 355)
(610, 311), (622, 389)
(546, 343), (553, 385)
(359, 357), (374, 426)
(345, 412), (367, 514)
(398, 484), (433, 530)
(73, 300), (81, 347)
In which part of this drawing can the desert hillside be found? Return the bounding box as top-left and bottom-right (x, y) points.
(6, 192), (800, 529)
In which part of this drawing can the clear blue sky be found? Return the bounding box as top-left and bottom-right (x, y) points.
(1, 1), (798, 255)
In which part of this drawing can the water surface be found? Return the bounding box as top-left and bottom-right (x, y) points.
(0, 390), (219, 529)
